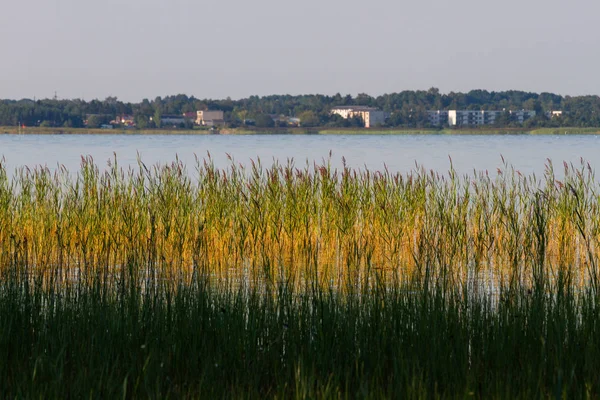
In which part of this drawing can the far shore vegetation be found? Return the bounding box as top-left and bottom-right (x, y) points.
(3, 125), (600, 135)
(2, 88), (600, 133)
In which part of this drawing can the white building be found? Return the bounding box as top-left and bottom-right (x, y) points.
(428, 109), (539, 126)
(448, 110), (505, 126)
(330, 106), (386, 128)
(196, 110), (224, 126)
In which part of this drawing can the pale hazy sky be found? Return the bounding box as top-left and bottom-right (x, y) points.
(1, 0), (599, 102)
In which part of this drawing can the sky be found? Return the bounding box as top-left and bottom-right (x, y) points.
(1, 0), (599, 102)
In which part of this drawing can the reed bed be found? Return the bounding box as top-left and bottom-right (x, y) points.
(2, 155), (600, 397)
(1, 155), (598, 292)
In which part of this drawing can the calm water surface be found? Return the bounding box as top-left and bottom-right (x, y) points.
(1, 134), (599, 177)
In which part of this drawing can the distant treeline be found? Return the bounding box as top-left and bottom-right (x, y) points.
(2, 89), (600, 128)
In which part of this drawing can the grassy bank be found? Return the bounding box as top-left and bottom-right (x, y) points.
(2, 157), (600, 397)
(530, 127), (600, 135)
(317, 127), (531, 135)
(3, 126), (600, 135)
(0, 126), (215, 135)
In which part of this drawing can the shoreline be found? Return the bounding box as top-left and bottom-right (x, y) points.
(2, 126), (600, 135)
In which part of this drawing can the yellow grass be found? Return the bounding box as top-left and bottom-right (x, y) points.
(0, 156), (598, 293)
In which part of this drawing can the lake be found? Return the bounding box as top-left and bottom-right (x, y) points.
(1, 134), (599, 177)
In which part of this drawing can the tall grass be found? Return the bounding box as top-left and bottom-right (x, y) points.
(1, 155), (600, 397)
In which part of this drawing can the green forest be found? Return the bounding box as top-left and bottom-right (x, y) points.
(1, 88), (599, 129)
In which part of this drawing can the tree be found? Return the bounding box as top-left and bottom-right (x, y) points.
(86, 115), (110, 128)
(523, 98), (543, 114)
(356, 93), (373, 106)
(324, 114), (346, 127)
(254, 114), (275, 128)
(348, 115), (364, 127)
(494, 111), (512, 127)
(298, 111), (319, 127)
(153, 109), (162, 128)
(134, 114), (150, 129)
(104, 96), (118, 105)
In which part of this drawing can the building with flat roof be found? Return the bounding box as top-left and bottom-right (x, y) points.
(330, 106), (386, 128)
(427, 110), (449, 126)
(448, 110), (505, 126)
(428, 109), (540, 126)
(510, 110), (536, 124)
(196, 110), (224, 126)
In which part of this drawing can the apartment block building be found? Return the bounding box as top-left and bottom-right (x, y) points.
(330, 106), (386, 128)
(427, 110), (449, 126)
(428, 109), (538, 126)
(448, 110), (507, 126)
(510, 110), (536, 124)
